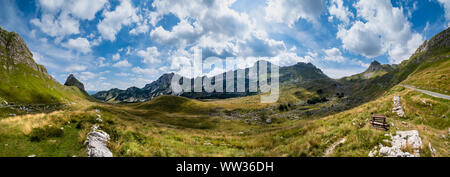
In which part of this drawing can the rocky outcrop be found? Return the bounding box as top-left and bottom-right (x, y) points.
(392, 96), (405, 117)
(369, 130), (423, 157)
(84, 125), (113, 157)
(0, 27), (52, 79)
(366, 60), (393, 73)
(414, 27), (450, 54)
(64, 74), (86, 93)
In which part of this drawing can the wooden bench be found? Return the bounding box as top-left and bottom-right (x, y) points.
(371, 114), (389, 130)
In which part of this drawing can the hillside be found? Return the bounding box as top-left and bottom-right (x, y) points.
(0, 27), (90, 116)
(400, 28), (450, 94)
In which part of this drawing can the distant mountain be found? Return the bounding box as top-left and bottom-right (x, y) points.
(343, 27), (450, 101)
(344, 60), (394, 81)
(93, 61), (333, 103)
(0, 26), (88, 104)
(64, 74), (87, 94)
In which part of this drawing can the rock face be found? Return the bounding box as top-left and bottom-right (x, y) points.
(369, 130), (423, 157)
(392, 96), (405, 117)
(64, 74), (86, 93)
(0, 27), (52, 79)
(414, 27), (450, 54)
(367, 60), (393, 73)
(93, 73), (177, 102)
(84, 125), (113, 157)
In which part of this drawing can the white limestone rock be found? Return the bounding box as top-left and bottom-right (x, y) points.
(392, 96), (405, 117)
(369, 130), (423, 157)
(84, 125), (113, 157)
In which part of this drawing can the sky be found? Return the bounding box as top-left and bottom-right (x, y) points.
(0, 0), (449, 91)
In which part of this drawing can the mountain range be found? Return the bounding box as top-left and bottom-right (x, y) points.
(92, 61), (336, 103)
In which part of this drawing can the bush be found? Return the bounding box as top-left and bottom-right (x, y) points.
(278, 104), (289, 112)
(29, 127), (64, 142)
(307, 97), (328, 105)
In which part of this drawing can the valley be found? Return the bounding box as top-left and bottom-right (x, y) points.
(0, 26), (449, 157)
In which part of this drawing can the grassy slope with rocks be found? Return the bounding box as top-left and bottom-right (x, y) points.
(0, 28), (90, 118)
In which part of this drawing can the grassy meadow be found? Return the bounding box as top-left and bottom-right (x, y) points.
(1, 84), (448, 157)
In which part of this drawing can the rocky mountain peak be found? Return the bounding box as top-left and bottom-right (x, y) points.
(414, 27), (450, 54)
(367, 60), (382, 72)
(64, 74), (86, 93)
(143, 72), (176, 90)
(0, 27), (51, 78)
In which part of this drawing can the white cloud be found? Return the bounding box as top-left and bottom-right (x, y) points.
(68, 0), (107, 20)
(30, 13), (80, 39)
(265, 0), (323, 27)
(137, 47), (161, 64)
(150, 20), (201, 47)
(323, 48), (346, 62)
(337, 0), (424, 64)
(438, 0), (450, 27)
(328, 0), (353, 24)
(132, 67), (159, 76)
(38, 0), (64, 12)
(64, 64), (87, 72)
(150, 0), (254, 52)
(32, 0), (107, 39)
(113, 60), (132, 67)
(112, 53), (120, 61)
(130, 19), (150, 35)
(115, 72), (132, 77)
(97, 0), (139, 41)
(98, 57), (110, 67)
(62, 37), (92, 54)
(79, 71), (98, 81)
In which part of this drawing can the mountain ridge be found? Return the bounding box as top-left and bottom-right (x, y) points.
(93, 61), (334, 103)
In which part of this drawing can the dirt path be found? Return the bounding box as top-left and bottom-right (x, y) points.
(401, 84), (450, 100)
(323, 138), (346, 157)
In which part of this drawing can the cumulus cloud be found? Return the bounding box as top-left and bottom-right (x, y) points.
(113, 60), (132, 67)
(265, 0), (324, 27)
(323, 48), (346, 62)
(150, 20), (201, 47)
(132, 67), (159, 76)
(150, 0), (253, 53)
(337, 0), (424, 64)
(32, 0), (107, 39)
(137, 47), (161, 64)
(328, 0), (353, 24)
(438, 0), (450, 27)
(68, 0), (107, 20)
(79, 71), (98, 81)
(64, 64), (87, 72)
(98, 57), (110, 67)
(97, 0), (139, 41)
(30, 13), (80, 40)
(112, 53), (120, 61)
(61, 37), (92, 54)
(130, 19), (150, 35)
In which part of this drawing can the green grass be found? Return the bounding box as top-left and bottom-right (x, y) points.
(402, 51), (450, 94)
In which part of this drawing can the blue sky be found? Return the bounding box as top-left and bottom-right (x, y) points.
(0, 0), (449, 91)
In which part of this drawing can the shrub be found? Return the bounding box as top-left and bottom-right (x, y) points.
(307, 97), (328, 105)
(29, 127), (64, 142)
